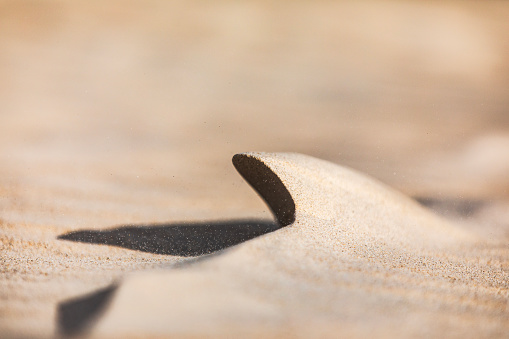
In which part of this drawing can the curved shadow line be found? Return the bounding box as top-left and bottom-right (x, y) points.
(58, 219), (279, 257)
(232, 153), (295, 226)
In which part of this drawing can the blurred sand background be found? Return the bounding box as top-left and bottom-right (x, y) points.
(1, 0), (509, 338)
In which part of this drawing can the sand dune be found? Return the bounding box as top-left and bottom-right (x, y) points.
(2, 1), (509, 338)
(57, 153), (508, 338)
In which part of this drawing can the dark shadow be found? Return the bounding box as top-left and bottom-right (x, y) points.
(56, 220), (277, 336)
(58, 284), (118, 337)
(233, 154), (295, 226)
(58, 219), (279, 257)
(414, 197), (485, 218)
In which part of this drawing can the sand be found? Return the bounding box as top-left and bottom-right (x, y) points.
(54, 152), (507, 338)
(1, 1), (509, 338)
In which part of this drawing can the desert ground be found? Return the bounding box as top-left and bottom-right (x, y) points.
(1, 1), (509, 338)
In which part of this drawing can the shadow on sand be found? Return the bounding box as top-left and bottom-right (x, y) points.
(414, 197), (485, 218)
(57, 218), (279, 336)
(56, 152), (297, 336)
(58, 284), (118, 337)
(57, 219), (279, 257)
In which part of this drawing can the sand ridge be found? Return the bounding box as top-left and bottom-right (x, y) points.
(2, 1), (509, 337)
(55, 153), (509, 338)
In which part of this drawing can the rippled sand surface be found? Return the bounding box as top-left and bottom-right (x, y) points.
(1, 1), (509, 338)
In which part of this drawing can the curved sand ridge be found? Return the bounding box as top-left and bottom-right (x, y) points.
(233, 152), (474, 251)
(60, 153), (507, 338)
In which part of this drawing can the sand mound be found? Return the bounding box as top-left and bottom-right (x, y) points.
(57, 153), (507, 338)
(234, 152), (473, 250)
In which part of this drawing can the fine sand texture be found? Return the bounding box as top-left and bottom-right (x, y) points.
(57, 153), (508, 338)
(2, 1), (509, 338)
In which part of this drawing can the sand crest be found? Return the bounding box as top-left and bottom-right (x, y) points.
(57, 153), (508, 338)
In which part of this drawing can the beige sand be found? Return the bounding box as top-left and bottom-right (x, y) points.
(1, 1), (509, 338)
(63, 152), (506, 338)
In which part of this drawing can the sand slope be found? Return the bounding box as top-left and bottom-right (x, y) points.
(2, 2), (509, 338)
(57, 153), (508, 338)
